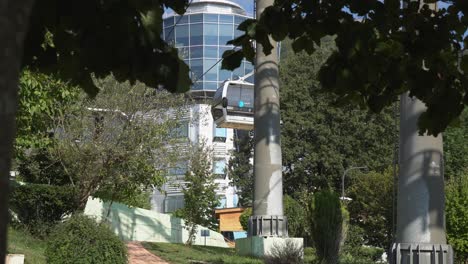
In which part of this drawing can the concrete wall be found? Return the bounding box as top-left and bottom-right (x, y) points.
(84, 197), (228, 247)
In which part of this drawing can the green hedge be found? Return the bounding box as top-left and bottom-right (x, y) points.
(10, 182), (78, 235)
(45, 215), (127, 264)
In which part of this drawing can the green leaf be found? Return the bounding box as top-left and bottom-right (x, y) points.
(221, 50), (244, 71)
(292, 36), (315, 54)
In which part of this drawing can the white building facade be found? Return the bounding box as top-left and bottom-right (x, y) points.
(151, 0), (253, 214)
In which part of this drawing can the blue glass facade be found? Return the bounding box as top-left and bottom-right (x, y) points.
(163, 12), (254, 92)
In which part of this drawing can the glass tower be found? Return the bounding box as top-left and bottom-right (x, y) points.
(162, 0), (254, 98)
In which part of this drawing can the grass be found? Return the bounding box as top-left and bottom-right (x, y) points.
(7, 227), (47, 264)
(144, 242), (264, 264)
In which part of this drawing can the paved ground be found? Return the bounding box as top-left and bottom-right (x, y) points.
(127, 242), (170, 264)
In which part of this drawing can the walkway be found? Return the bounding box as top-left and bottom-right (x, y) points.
(127, 242), (170, 264)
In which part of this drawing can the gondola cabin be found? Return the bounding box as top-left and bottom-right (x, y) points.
(211, 79), (254, 130)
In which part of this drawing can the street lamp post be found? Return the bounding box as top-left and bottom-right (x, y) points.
(341, 166), (367, 200)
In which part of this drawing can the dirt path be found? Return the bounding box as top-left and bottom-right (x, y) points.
(127, 242), (170, 264)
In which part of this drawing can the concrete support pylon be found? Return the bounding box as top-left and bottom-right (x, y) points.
(247, 0), (287, 238)
(391, 93), (453, 264)
(236, 0), (303, 258)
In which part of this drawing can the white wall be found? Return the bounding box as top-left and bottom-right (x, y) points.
(84, 197), (228, 247)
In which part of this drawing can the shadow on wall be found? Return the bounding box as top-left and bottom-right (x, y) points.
(83, 197), (228, 247)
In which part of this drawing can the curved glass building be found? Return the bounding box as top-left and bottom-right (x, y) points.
(163, 0), (254, 98)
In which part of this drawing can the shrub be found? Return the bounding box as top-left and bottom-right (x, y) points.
(264, 239), (304, 264)
(45, 214), (127, 264)
(9, 182), (78, 237)
(239, 207), (252, 231)
(339, 246), (384, 264)
(310, 190), (349, 264)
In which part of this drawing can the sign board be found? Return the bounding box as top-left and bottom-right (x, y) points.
(201, 230), (210, 237)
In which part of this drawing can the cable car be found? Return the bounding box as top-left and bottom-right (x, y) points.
(211, 77), (254, 131)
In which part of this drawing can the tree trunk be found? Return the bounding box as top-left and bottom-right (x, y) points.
(0, 1), (35, 262)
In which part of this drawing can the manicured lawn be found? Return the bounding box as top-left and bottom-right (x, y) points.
(7, 227), (47, 264)
(143, 242), (264, 264)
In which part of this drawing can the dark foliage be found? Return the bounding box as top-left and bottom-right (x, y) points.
(9, 182), (78, 236)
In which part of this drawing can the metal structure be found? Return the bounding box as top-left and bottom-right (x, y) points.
(247, 0), (287, 237)
(211, 71), (254, 130)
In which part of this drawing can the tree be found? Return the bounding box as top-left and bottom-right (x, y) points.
(223, 0), (468, 136)
(310, 190), (349, 264)
(15, 70), (78, 159)
(444, 109), (468, 180)
(175, 143), (219, 245)
(1, 0), (191, 257)
(51, 76), (186, 210)
(284, 194), (308, 238)
(347, 168), (394, 249)
(228, 130), (253, 206)
(446, 171), (468, 264)
(279, 39), (396, 192)
(17, 147), (73, 186)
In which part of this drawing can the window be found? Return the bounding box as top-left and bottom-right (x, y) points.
(219, 24), (234, 45)
(190, 14), (203, 23)
(165, 196), (184, 213)
(204, 24), (218, 45)
(168, 161), (188, 180)
(190, 47), (203, 59)
(178, 15), (189, 24)
(164, 17), (174, 27)
(164, 27), (174, 44)
(219, 14), (233, 23)
(213, 126), (227, 142)
(204, 14), (218, 23)
(190, 23), (203, 45)
(204, 46), (217, 58)
(170, 121), (189, 138)
(204, 59), (218, 81)
(235, 15), (246, 25)
(190, 59), (203, 80)
(175, 24), (189, 46)
(213, 159), (226, 178)
(233, 61), (245, 79)
(204, 82), (219, 90)
(245, 62), (254, 82)
(219, 69), (232, 81)
(226, 83), (254, 109)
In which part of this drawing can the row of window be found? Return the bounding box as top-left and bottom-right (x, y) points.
(164, 13), (248, 28)
(177, 45), (238, 60)
(170, 121), (229, 140)
(164, 23), (244, 47)
(187, 58), (253, 84)
(164, 194), (233, 213)
(167, 159), (227, 178)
